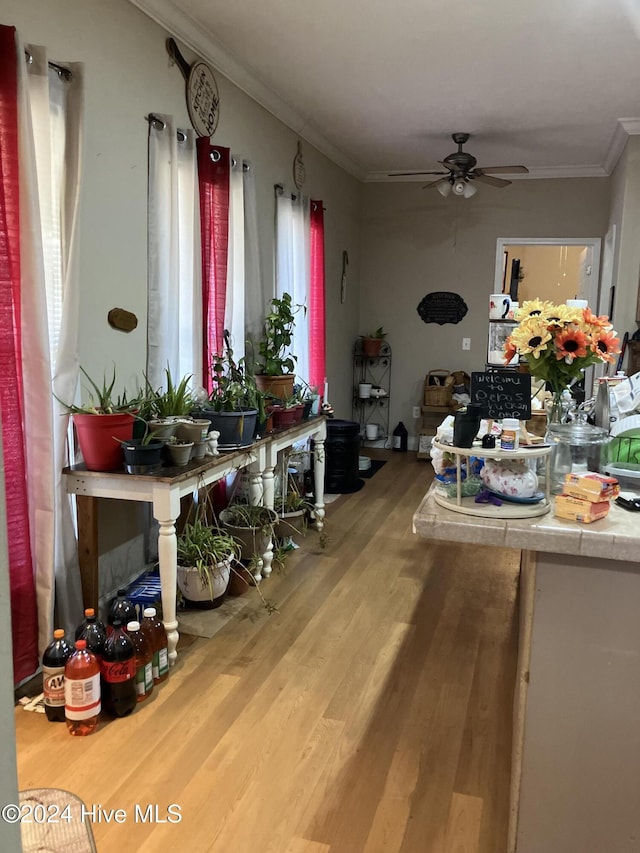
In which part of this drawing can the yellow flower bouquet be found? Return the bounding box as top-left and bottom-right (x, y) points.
(504, 299), (621, 396)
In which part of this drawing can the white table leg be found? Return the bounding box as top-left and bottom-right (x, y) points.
(313, 435), (326, 531)
(262, 465), (275, 510)
(154, 489), (180, 666)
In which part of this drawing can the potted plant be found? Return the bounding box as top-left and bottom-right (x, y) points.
(165, 436), (194, 466)
(361, 327), (387, 357)
(194, 332), (261, 448)
(121, 419), (165, 474)
(57, 366), (137, 471)
(176, 516), (239, 608)
(255, 293), (304, 401)
(219, 503), (278, 575)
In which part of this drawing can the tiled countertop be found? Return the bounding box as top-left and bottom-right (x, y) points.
(413, 484), (640, 563)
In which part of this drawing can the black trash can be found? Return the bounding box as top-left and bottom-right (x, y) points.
(325, 419), (360, 493)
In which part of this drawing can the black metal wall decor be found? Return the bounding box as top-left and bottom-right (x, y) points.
(417, 291), (468, 325)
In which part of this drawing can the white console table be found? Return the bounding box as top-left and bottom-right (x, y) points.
(64, 416), (326, 666)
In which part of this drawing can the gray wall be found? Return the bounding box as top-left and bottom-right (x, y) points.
(359, 178), (612, 439)
(4, 0), (363, 420)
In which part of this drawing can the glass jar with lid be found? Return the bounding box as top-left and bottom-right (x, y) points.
(545, 422), (611, 494)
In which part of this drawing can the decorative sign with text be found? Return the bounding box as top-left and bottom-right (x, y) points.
(417, 292), (468, 325)
(470, 370), (532, 420)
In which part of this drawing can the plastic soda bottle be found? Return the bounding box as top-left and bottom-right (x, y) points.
(42, 629), (73, 722)
(125, 620), (153, 702)
(75, 607), (107, 639)
(141, 607), (169, 684)
(64, 639), (101, 736)
(100, 619), (137, 717)
(77, 609), (107, 658)
(107, 589), (136, 630)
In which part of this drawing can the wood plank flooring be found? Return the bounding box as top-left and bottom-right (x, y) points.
(15, 450), (520, 853)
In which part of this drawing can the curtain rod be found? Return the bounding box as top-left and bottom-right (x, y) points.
(24, 49), (72, 81)
(146, 114), (249, 170)
(275, 184), (326, 210)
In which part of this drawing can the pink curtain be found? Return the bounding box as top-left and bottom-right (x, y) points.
(197, 138), (230, 392)
(0, 25), (39, 683)
(309, 200), (326, 393)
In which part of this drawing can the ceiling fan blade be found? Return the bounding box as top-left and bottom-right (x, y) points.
(387, 170), (449, 177)
(474, 173), (511, 188)
(476, 165), (529, 174)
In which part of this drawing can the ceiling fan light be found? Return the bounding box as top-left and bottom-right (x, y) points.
(452, 179), (467, 196)
(462, 182), (477, 198)
(436, 179), (452, 197)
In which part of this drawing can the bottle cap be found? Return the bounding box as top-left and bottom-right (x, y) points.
(143, 607), (157, 618)
(75, 639), (87, 650)
(53, 629), (65, 639)
(84, 608), (95, 617)
(127, 621), (141, 631)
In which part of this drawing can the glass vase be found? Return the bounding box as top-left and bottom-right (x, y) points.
(544, 390), (567, 427)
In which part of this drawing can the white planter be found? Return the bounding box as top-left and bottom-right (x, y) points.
(177, 559), (231, 607)
(359, 383), (372, 399)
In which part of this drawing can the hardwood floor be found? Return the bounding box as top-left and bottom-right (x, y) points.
(15, 450), (520, 853)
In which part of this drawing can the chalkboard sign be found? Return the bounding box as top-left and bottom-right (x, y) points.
(470, 370), (532, 420)
(417, 291), (468, 326)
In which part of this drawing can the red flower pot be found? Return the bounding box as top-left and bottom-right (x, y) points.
(271, 406), (297, 430)
(73, 413), (134, 471)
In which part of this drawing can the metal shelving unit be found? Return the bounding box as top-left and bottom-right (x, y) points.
(352, 339), (391, 444)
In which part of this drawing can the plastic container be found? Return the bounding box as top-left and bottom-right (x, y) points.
(100, 619), (137, 717)
(500, 418), (520, 451)
(64, 640), (101, 736)
(42, 629), (73, 723)
(125, 620), (154, 702)
(141, 607), (169, 685)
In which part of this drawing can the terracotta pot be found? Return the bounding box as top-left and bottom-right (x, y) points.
(73, 412), (134, 471)
(255, 374), (295, 402)
(362, 337), (383, 357)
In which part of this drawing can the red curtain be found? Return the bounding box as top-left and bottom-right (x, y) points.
(309, 200), (326, 394)
(0, 25), (39, 683)
(197, 138), (230, 393)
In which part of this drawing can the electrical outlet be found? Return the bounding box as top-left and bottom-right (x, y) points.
(462, 337), (471, 350)
(412, 406), (421, 418)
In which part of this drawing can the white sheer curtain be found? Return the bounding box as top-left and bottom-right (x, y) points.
(275, 191), (310, 386)
(20, 43), (84, 648)
(243, 161), (265, 350)
(224, 158), (245, 360)
(147, 116), (201, 389)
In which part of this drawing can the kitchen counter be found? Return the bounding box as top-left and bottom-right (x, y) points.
(413, 485), (640, 853)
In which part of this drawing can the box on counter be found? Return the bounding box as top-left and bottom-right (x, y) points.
(554, 494), (611, 524)
(562, 472), (620, 502)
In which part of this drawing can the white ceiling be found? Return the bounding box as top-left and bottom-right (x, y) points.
(131, 0), (640, 182)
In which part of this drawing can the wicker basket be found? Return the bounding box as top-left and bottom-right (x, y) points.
(423, 371), (453, 406)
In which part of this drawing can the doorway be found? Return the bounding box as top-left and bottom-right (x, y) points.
(494, 237), (601, 308)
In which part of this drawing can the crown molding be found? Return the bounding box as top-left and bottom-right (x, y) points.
(604, 118), (640, 174)
(127, 0), (366, 180)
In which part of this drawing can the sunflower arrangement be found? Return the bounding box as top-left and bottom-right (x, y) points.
(504, 299), (621, 394)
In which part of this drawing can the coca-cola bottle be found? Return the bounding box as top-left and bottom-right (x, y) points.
(77, 609), (107, 658)
(42, 629), (73, 722)
(125, 620), (153, 702)
(141, 607), (169, 685)
(75, 607), (107, 639)
(100, 619), (137, 717)
(107, 589), (136, 630)
(64, 639), (100, 736)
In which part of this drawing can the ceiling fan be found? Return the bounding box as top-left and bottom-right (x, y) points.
(388, 132), (529, 197)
